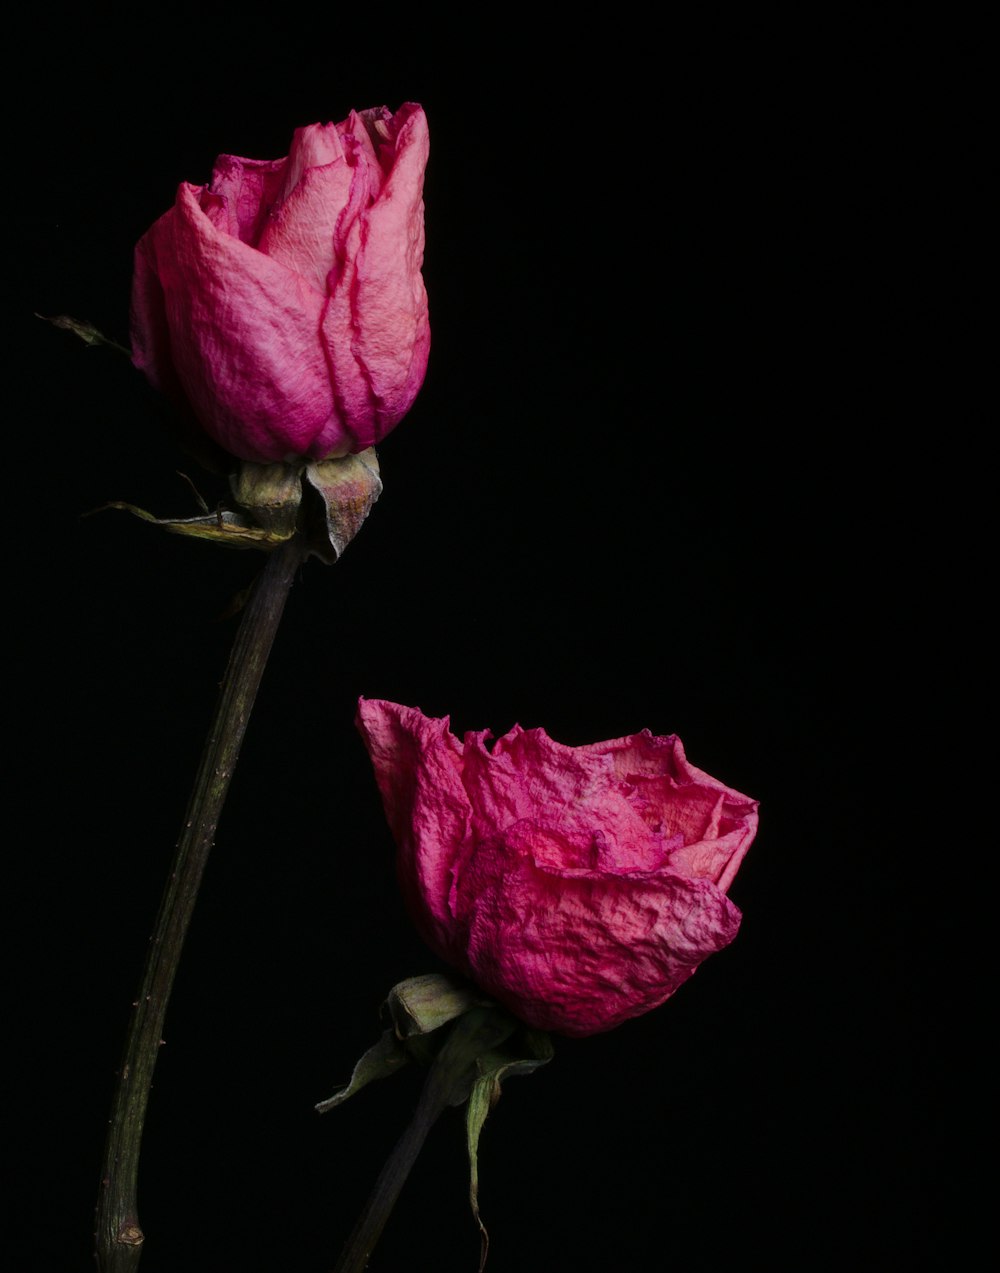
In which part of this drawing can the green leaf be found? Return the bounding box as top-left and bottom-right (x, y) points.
(466, 1072), (497, 1272)
(464, 1028), (555, 1270)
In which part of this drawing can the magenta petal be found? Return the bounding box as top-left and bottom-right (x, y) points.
(617, 736), (759, 889)
(461, 727), (665, 871)
(318, 135), (382, 451)
(349, 104), (431, 446)
(355, 699), (471, 962)
(140, 181), (339, 463)
(208, 155), (288, 246)
(464, 856), (742, 1036)
(355, 700), (759, 1037)
(130, 105), (430, 463)
(131, 211), (182, 401)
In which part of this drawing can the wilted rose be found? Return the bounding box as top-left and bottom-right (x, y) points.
(131, 105), (429, 464)
(356, 699), (758, 1037)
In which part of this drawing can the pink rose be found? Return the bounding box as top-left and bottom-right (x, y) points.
(356, 699), (759, 1037)
(131, 104), (430, 464)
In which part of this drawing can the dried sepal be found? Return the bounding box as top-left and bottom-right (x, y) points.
(314, 1028), (409, 1115)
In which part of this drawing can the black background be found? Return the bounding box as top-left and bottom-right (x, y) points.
(10, 11), (974, 1272)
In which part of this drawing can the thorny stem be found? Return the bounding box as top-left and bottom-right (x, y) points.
(95, 537), (305, 1273)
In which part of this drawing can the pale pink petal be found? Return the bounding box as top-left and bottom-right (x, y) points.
(255, 124), (351, 292)
(257, 157), (353, 294)
(278, 122), (344, 200)
(339, 109), (389, 197)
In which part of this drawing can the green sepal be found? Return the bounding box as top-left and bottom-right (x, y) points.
(465, 1028), (555, 1270)
(96, 449), (382, 560)
(319, 979), (554, 1270)
(95, 501), (295, 549)
(387, 973), (495, 1041)
(37, 312), (130, 355)
(229, 461), (304, 538)
(314, 1028), (409, 1115)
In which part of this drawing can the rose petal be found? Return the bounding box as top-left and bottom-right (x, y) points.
(256, 125), (351, 292)
(356, 698), (471, 961)
(356, 700), (759, 1037)
(461, 727), (665, 872)
(131, 106), (429, 462)
(347, 103), (431, 446)
(464, 854), (742, 1035)
(140, 181), (341, 462)
(208, 154), (288, 246)
(317, 130), (383, 452)
(131, 212), (182, 400)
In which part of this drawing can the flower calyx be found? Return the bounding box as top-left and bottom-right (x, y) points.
(317, 973), (554, 1269)
(100, 449), (382, 563)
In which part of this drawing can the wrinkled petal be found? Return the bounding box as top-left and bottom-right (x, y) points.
(318, 129), (383, 451)
(208, 155), (287, 246)
(256, 124), (350, 292)
(620, 739), (759, 889)
(356, 699), (759, 1037)
(464, 856), (742, 1036)
(131, 215), (182, 401)
(344, 103), (431, 447)
(130, 105), (429, 464)
(462, 728), (665, 871)
(356, 699), (471, 962)
(279, 121), (345, 198)
(136, 182), (339, 462)
(339, 109), (390, 196)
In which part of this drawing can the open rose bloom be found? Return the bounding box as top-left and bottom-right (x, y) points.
(357, 700), (759, 1037)
(131, 105), (429, 464)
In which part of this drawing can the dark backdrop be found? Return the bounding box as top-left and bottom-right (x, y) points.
(10, 12), (962, 1272)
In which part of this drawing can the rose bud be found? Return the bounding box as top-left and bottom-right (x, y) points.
(356, 699), (759, 1038)
(131, 105), (430, 464)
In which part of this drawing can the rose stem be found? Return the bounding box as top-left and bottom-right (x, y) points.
(95, 536), (306, 1273)
(332, 1007), (515, 1273)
